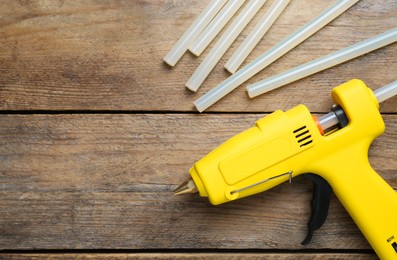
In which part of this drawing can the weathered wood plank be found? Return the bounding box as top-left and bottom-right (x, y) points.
(0, 253), (378, 260)
(0, 114), (395, 250)
(0, 0), (396, 112)
(0, 114), (396, 192)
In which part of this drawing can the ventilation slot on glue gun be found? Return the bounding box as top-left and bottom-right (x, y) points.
(293, 126), (313, 147)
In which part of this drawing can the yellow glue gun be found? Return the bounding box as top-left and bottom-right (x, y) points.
(175, 79), (397, 259)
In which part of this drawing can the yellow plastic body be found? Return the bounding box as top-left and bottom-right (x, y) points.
(190, 79), (397, 259)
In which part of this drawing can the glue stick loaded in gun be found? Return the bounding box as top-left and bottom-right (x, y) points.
(175, 79), (397, 259)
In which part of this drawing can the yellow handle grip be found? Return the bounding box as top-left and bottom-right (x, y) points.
(313, 140), (397, 259)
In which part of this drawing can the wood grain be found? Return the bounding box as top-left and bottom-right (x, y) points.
(0, 0), (396, 112)
(0, 114), (395, 250)
(0, 0), (396, 258)
(0, 253), (379, 260)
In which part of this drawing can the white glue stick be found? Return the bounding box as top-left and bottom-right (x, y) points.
(186, 0), (267, 92)
(189, 0), (245, 56)
(375, 79), (397, 103)
(193, 0), (360, 112)
(247, 28), (397, 97)
(225, 0), (291, 73)
(163, 0), (228, 67)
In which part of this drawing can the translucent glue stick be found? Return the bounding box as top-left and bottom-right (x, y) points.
(193, 0), (360, 112)
(163, 0), (228, 67)
(374, 79), (397, 103)
(225, 0), (290, 73)
(247, 28), (397, 97)
(189, 0), (245, 56)
(186, 0), (267, 92)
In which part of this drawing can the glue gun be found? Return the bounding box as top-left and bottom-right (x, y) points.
(174, 79), (397, 259)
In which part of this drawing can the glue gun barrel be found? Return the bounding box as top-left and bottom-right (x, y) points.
(318, 79), (397, 133)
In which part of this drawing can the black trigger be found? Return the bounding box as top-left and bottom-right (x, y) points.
(301, 173), (333, 246)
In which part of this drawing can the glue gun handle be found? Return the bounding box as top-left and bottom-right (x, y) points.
(319, 141), (397, 259)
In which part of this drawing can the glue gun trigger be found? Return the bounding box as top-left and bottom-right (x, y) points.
(301, 173), (333, 246)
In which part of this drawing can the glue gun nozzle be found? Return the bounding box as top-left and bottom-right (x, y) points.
(174, 178), (198, 195)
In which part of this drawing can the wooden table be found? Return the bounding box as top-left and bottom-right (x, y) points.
(1, 0), (396, 259)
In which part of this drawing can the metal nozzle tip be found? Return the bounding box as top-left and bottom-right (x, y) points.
(174, 178), (198, 195)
